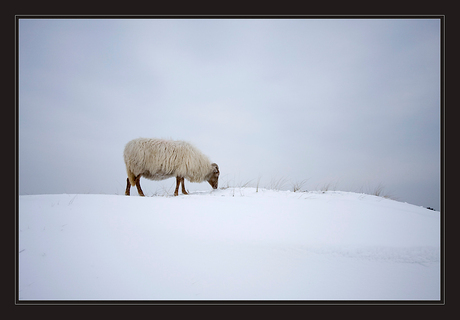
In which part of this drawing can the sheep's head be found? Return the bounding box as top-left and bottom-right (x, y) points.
(207, 163), (219, 189)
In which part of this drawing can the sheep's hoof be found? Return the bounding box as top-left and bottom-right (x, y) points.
(174, 192), (178, 196)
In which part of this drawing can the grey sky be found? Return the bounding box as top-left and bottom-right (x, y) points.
(18, 18), (441, 209)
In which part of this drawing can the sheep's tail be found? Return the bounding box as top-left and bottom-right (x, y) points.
(127, 169), (136, 186)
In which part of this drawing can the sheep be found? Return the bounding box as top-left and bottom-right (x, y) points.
(123, 138), (219, 196)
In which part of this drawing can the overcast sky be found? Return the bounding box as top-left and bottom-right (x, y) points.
(18, 18), (441, 209)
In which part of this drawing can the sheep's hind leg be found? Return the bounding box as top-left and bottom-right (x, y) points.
(180, 177), (188, 195)
(135, 175), (145, 197)
(125, 178), (131, 196)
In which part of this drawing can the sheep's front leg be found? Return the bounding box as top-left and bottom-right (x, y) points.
(174, 177), (188, 196)
(174, 177), (181, 196)
(125, 178), (131, 196)
(135, 175), (145, 197)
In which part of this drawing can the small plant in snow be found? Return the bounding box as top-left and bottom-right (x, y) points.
(256, 175), (262, 193)
(292, 178), (309, 192)
(268, 177), (289, 191)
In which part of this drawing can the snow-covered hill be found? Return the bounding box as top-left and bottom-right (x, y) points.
(18, 188), (441, 300)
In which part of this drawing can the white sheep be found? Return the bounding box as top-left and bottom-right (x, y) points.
(123, 138), (219, 196)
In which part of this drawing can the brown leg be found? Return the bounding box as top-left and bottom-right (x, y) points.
(181, 177), (188, 195)
(135, 175), (145, 196)
(125, 178), (131, 196)
(174, 176), (180, 196)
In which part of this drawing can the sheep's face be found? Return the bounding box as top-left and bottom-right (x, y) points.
(207, 163), (219, 189)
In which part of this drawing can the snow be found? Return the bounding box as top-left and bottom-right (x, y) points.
(18, 188), (441, 300)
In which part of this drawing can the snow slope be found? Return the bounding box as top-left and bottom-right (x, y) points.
(18, 188), (441, 301)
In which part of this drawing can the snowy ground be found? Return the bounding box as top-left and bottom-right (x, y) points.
(18, 188), (441, 301)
